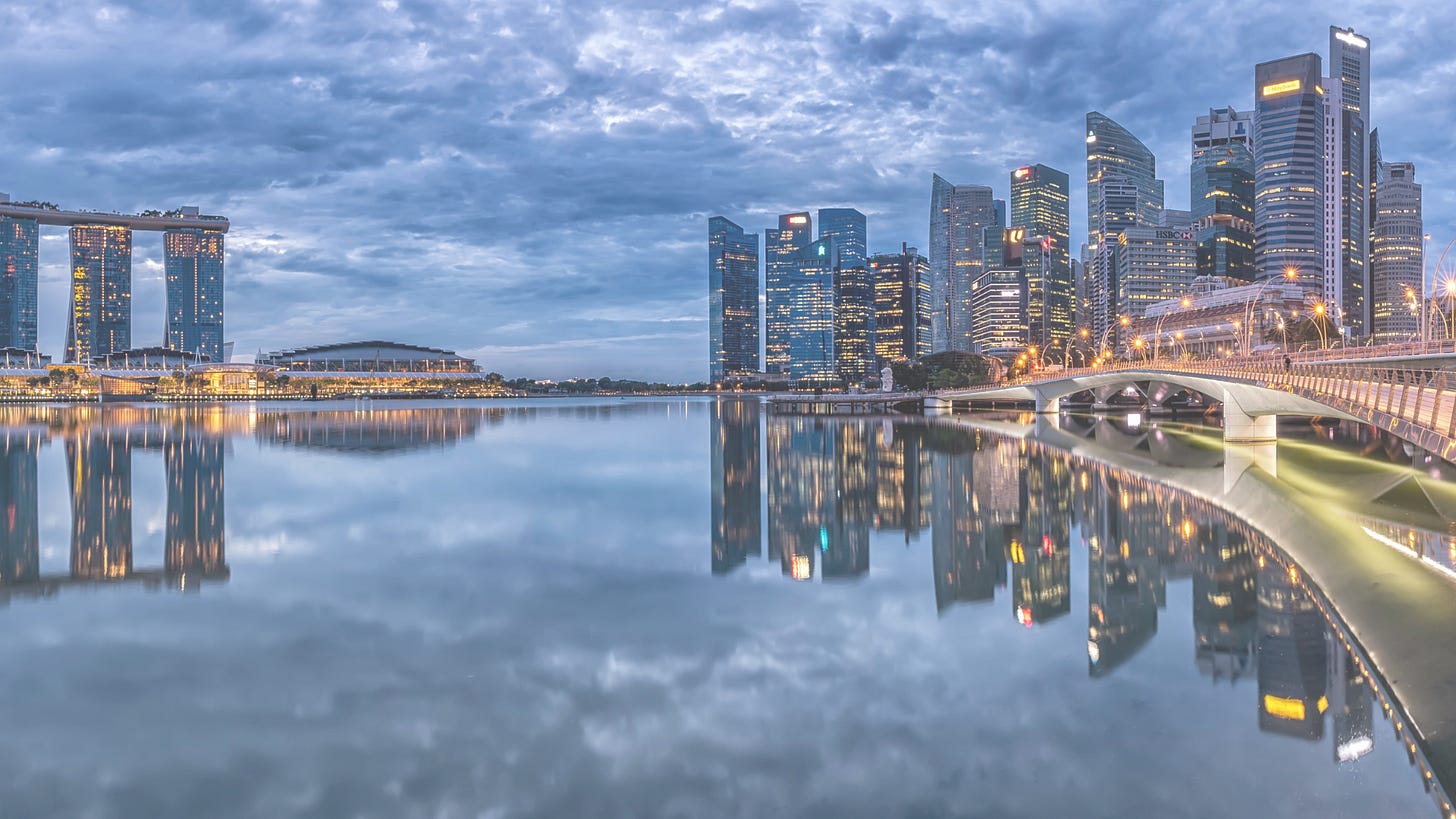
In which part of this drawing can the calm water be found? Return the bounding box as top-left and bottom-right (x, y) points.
(0, 399), (1449, 818)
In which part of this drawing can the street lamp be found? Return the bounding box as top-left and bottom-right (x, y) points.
(1313, 303), (1329, 349)
(1238, 267), (1299, 356)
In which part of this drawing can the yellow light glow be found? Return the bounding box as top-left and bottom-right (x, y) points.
(1264, 695), (1307, 721)
(1262, 79), (1302, 97)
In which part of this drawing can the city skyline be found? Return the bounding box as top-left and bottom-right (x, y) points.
(3, 4), (1454, 381)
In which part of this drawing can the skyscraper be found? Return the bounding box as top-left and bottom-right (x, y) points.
(0, 215), (38, 351)
(834, 262), (876, 383)
(1192, 107), (1253, 157)
(818, 208), (867, 270)
(765, 212), (812, 375)
(164, 225), (225, 361)
(1254, 54), (1325, 292)
(1116, 227), (1198, 322)
(787, 237), (836, 384)
(1326, 26), (1372, 337)
(1086, 113), (1164, 340)
(66, 225), (132, 363)
(1010, 164), (1072, 350)
(971, 229), (1029, 356)
(870, 244), (931, 363)
(708, 216), (761, 381)
(1191, 143), (1256, 281)
(928, 176), (997, 352)
(1370, 162), (1422, 344)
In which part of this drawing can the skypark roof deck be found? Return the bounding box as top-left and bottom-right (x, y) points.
(0, 196), (229, 233)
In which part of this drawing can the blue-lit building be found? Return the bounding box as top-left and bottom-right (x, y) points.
(765, 212), (812, 375)
(818, 208), (866, 270)
(708, 216), (760, 381)
(66, 225), (132, 363)
(786, 238), (836, 384)
(1254, 53), (1325, 291)
(165, 226), (225, 361)
(0, 215), (38, 352)
(1191, 144), (1256, 281)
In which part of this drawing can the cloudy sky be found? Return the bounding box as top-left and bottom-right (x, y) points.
(2, 1), (1454, 381)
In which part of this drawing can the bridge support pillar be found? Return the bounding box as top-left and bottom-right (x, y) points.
(1223, 406), (1276, 444)
(1034, 390), (1061, 414)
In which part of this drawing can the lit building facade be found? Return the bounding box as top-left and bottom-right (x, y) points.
(1325, 26), (1372, 337)
(869, 244), (931, 363)
(1191, 144), (1256, 282)
(258, 341), (477, 372)
(164, 223), (225, 361)
(1116, 227), (1198, 322)
(66, 225), (132, 363)
(1090, 180), (1141, 339)
(786, 238), (836, 384)
(707, 216), (760, 381)
(1011, 164), (1072, 351)
(1254, 54), (1325, 292)
(1086, 113), (1163, 342)
(165, 433), (226, 581)
(1134, 278), (1311, 358)
(834, 263), (876, 383)
(928, 176), (998, 352)
(970, 256), (1027, 357)
(1370, 162), (1422, 343)
(1192, 107), (1253, 157)
(764, 212), (812, 375)
(0, 215), (38, 352)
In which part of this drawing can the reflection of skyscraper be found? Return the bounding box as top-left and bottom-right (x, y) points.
(930, 433), (1001, 611)
(0, 427), (39, 585)
(1087, 473), (1158, 676)
(710, 400), (761, 575)
(164, 433), (227, 583)
(765, 418), (873, 583)
(824, 423), (871, 580)
(1193, 523), (1256, 681)
(874, 422), (928, 541)
(1014, 449), (1071, 626)
(1329, 645), (1374, 763)
(1256, 559), (1329, 740)
(68, 430), (133, 579)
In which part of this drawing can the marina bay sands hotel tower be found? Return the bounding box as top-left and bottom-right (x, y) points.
(0, 194), (228, 362)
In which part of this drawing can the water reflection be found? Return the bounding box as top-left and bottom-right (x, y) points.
(712, 400), (1451, 813)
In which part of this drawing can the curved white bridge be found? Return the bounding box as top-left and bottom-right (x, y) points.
(939, 356), (1456, 456)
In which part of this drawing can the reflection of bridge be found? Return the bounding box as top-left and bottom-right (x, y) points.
(941, 351), (1456, 456)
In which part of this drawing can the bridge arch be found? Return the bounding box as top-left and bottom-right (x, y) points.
(945, 369), (1359, 443)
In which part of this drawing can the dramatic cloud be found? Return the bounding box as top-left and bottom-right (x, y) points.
(1, 0), (1452, 379)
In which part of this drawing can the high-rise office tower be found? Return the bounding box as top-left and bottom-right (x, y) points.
(1086, 112), (1165, 244)
(1011, 164), (1072, 351)
(1192, 107), (1254, 157)
(870, 244), (931, 363)
(834, 262), (876, 383)
(971, 229), (1029, 356)
(1254, 54), (1325, 292)
(765, 212), (812, 375)
(787, 237), (836, 383)
(818, 208), (867, 270)
(1370, 162), (1422, 344)
(0, 215), (39, 351)
(928, 176), (997, 352)
(707, 217), (761, 381)
(66, 225), (132, 363)
(1115, 226), (1198, 321)
(1326, 26), (1372, 337)
(1191, 143), (1256, 281)
(164, 225), (225, 361)
(1086, 113), (1163, 341)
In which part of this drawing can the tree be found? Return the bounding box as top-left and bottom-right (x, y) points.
(890, 360), (928, 391)
(929, 369), (971, 389)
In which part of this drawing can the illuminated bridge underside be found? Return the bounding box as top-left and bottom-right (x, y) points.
(944, 369), (1359, 443)
(950, 414), (1456, 808)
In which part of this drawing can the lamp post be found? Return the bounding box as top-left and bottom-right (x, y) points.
(1239, 266), (1300, 356)
(1151, 296), (1191, 363)
(1099, 315), (1129, 361)
(1313, 303), (1329, 349)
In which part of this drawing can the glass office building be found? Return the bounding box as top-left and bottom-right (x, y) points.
(818, 208), (866, 270)
(870, 244), (931, 364)
(0, 216), (39, 352)
(1011, 164), (1072, 350)
(928, 176), (997, 353)
(786, 238), (836, 384)
(164, 227), (225, 361)
(1369, 163), (1422, 344)
(1191, 144), (1256, 282)
(707, 216), (760, 381)
(66, 225), (132, 363)
(1254, 53), (1325, 291)
(765, 213), (812, 375)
